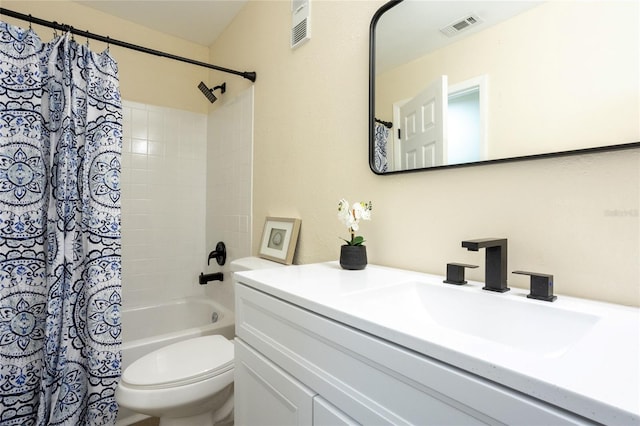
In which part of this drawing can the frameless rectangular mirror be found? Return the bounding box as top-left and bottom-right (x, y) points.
(369, 0), (640, 174)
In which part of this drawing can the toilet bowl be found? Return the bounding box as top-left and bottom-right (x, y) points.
(117, 257), (284, 426)
(116, 335), (234, 426)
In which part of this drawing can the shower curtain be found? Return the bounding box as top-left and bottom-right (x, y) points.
(0, 21), (122, 425)
(374, 122), (389, 173)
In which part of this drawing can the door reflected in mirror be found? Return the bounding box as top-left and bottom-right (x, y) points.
(370, 0), (640, 174)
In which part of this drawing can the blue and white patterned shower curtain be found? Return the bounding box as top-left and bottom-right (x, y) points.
(373, 122), (389, 173)
(0, 21), (122, 425)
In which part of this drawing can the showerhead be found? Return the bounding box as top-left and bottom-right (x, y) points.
(198, 81), (226, 103)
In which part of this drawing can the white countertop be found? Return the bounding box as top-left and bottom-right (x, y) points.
(235, 262), (640, 425)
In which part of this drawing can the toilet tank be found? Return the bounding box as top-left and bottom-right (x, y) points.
(230, 256), (285, 272)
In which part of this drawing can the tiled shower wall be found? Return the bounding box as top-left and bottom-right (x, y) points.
(205, 87), (254, 310)
(120, 101), (208, 308)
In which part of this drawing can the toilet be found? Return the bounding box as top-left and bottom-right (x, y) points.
(116, 257), (283, 426)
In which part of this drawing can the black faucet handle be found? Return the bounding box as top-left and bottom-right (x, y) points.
(513, 270), (557, 302)
(207, 241), (227, 266)
(444, 263), (478, 285)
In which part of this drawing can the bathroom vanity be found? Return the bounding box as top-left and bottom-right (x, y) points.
(234, 263), (639, 425)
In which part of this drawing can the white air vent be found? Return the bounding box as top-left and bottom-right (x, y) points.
(291, 0), (311, 49)
(440, 14), (482, 37)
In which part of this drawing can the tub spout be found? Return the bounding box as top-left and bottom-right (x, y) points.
(199, 272), (223, 285)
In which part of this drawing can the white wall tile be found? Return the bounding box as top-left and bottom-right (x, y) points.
(131, 109), (148, 140)
(147, 110), (164, 142)
(131, 139), (148, 155)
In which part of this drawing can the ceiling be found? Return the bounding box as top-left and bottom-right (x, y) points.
(376, 1), (543, 73)
(75, 0), (248, 46)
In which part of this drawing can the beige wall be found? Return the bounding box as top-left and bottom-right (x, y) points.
(4, 1), (638, 307)
(376, 1), (640, 159)
(2, 0), (211, 113)
(210, 1), (639, 307)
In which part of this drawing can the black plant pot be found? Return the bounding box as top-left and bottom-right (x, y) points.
(340, 245), (367, 270)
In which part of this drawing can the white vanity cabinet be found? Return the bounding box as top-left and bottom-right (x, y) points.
(234, 280), (595, 425)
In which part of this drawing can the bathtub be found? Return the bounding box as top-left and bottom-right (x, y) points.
(117, 297), (235, 425)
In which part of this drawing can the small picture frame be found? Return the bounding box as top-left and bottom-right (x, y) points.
(258, 217), (301, 265)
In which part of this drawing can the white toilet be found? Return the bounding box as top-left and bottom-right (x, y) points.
(116, 256), (283, 426)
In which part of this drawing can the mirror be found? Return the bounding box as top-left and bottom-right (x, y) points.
(370, 0), (640, 174)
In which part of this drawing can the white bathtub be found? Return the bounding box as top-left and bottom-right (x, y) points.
(117, 297), (235, 425)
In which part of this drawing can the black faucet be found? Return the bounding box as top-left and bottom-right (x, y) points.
(461, 238), (509, 292)
(199, 272), (223, 285)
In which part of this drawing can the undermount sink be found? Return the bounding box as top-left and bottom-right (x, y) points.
(339, 280), (600, 357)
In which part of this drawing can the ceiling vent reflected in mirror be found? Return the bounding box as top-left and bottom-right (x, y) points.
(440, 14), (483, 37)
(291, 0), (311, 49)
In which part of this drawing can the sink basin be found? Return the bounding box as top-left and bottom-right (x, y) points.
(339, 280), (600, 357)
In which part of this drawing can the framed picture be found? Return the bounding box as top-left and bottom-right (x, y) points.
(258, 217), (301, 265)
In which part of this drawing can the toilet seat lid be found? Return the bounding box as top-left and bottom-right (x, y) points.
(122, 335), (234, 388)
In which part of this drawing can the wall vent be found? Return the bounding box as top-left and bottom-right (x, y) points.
(291, 0), (311, 49)
(440, 14), (482, 37)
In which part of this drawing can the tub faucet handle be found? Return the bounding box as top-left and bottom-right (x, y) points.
(208, 241), (227, 266)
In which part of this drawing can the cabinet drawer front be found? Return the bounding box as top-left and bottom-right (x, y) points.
(235, 339), (315, 426)
(314, 396), (359, 426)
(236, 283), (591, 426)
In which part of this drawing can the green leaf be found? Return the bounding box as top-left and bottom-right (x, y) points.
(340, 236), (366, 246)
(351, 236), (365, 246)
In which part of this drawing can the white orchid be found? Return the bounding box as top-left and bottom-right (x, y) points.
(337, 199), (373, 246)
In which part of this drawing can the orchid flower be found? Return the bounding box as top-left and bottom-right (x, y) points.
(337, 199), (372, 246)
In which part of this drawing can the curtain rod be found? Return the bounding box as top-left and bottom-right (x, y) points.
(375, 118), (392, 129)
(0, 7), (257, 83)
